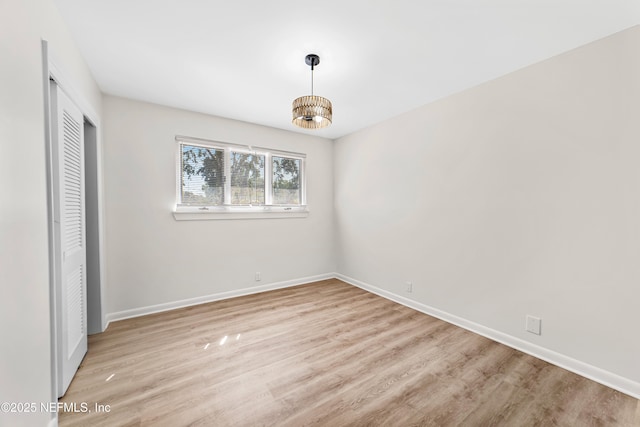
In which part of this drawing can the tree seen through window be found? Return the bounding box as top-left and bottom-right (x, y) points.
(180, 144), (301, 207)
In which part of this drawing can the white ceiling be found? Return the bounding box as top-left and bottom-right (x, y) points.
(53, 0), (639, 139)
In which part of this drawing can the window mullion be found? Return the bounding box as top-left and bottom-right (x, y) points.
(177, 143), (184, 205)
(265, 153), (272, 206)
(300, 157), (306, 205)
(224, 147), (231, 205)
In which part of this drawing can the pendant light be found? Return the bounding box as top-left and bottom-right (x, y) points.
(292, 54), (332, 129)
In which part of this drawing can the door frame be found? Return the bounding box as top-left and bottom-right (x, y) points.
(42, 39), (107, 410)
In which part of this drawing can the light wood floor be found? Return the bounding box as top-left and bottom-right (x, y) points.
(60, 279), (639, 426)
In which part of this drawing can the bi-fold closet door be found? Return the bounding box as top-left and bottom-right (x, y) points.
(50, 81), (88, 397)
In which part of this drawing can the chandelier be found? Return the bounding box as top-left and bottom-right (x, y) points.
(292, 54), (332, 129)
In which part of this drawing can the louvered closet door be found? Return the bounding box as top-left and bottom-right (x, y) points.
(50, 82), (88, 397)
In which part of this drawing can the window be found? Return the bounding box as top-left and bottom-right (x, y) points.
(230, 152), (265, 205)
(175, 136), (307, 220)
(272, 156), (301, 205)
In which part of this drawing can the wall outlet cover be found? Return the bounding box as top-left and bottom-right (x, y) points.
(526, 315), (542, 335)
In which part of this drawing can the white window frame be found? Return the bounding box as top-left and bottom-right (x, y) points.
(173, 135), (308, 221)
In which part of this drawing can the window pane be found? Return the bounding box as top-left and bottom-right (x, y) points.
(230, 152), (265, 205)
(272, 156), (301, 205)
(181, 144), (225, 205)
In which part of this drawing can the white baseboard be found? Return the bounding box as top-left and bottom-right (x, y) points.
(105, 273), (334, 326)
(335, 273), (640, 400)
(103, 271), (639, 399)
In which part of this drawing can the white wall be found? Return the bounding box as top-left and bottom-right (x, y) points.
(0, 1), (102, 426)
(102, 96), (335, 315)
(335, 26), (640, 390)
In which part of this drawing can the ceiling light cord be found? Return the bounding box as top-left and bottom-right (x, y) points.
(310, 67), (314, 96)
(309, 55), (317, 96)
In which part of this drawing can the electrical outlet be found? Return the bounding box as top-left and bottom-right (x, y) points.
(255, 272), (261, 282)
(525, 315), (541, 335)
(406, 281), (413, 293)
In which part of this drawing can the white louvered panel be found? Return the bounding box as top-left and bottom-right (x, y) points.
(53, 83), (88, 398)
(62, 110), (83, 253)
(66, 265), (85, 356)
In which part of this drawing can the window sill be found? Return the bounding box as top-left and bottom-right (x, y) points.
(173, 207), (309, 221)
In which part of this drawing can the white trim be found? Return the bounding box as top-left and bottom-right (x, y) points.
(47, 59), (99, 127)
(42, 39), (59, 414)
(103, 271), (640, 399)
(105, 273), (333, 325)
(176, 135), (306, 158)
(45, 42), (107, 333)
(176, 137), (307, 215)
(173, 207), (309, 221)
(335, 273), (640, 400)
(44, 39), (107, 413)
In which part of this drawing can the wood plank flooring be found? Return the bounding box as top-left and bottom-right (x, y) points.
(59, 279), (639, 426)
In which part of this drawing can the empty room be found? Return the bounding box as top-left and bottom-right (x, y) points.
(1, 1), (640, 426)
